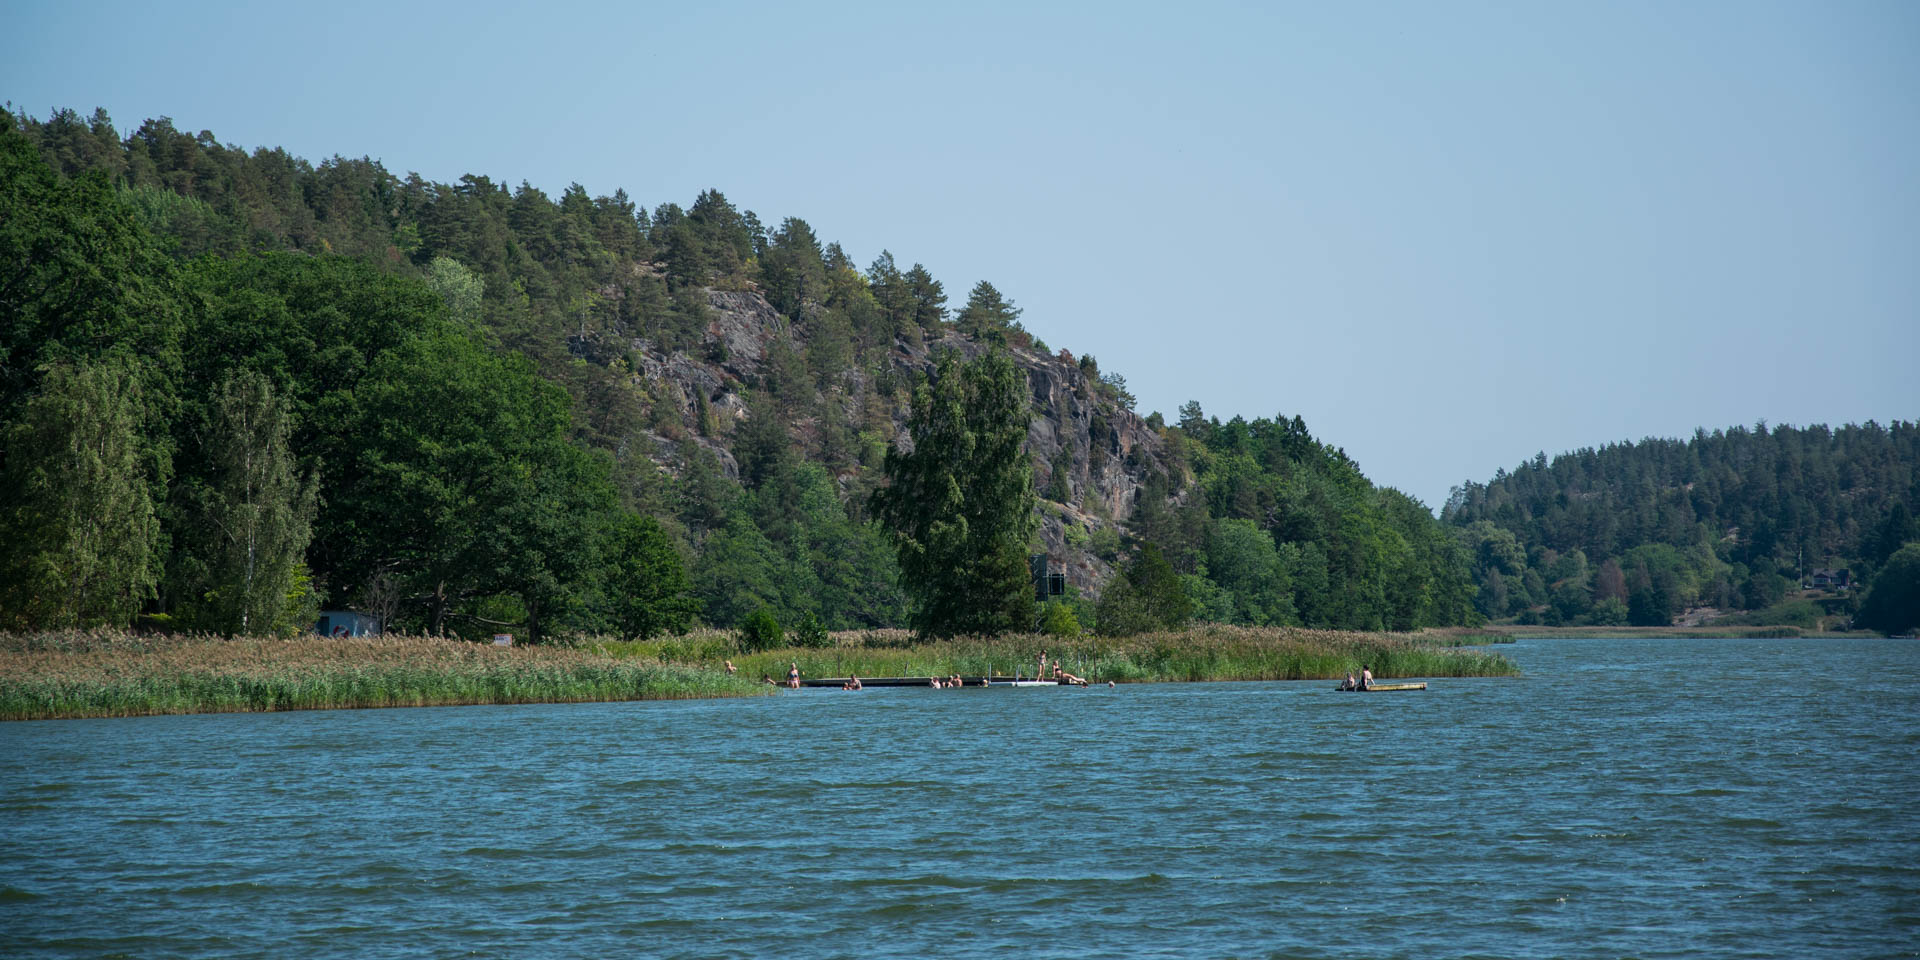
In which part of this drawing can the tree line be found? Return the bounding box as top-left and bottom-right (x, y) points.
(3, 106), (1486, 640)
(1444, 422), (1920, 631)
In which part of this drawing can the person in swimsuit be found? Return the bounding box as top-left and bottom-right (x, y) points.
(724, 659), (737, 676)
(1340, 671), (1357, 691)
(1359, 666), (1373, 691)
(788, 662), (801, 689)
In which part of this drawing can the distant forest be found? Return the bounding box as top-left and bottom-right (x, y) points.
(2, 106), (1482, 638)
(1445, 423), (1919, 629)
(14, 107), (1913, 638)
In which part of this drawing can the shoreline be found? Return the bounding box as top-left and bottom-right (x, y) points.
(4, 625), (1519, 721)
(1466, 624), (1880, 640)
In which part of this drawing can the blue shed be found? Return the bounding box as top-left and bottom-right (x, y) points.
(316, 610), (382, 637)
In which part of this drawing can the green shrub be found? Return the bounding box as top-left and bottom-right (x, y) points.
(1040, 601), (1081, 637)
(789, 612), (830, 648)
(738, 608), (783, 652)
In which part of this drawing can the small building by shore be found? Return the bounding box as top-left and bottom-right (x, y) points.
(316, 610), (382, 637)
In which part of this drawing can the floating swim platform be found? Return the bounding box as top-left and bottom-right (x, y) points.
(791, 676), (1072, 688)
(1333, 682), (1428, 692)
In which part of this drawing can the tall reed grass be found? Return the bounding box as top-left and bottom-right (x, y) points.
(596, 624), (1520, 684)
(0, 630), (767, 721)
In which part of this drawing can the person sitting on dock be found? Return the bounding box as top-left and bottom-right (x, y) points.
(1339, 671), (1358, 691)
(787, 662), (801, 689)
(1359, 666), (1374, 691)
(1058, 668), (1088, 686)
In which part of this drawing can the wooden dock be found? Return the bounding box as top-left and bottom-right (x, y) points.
(1333, 681), (1428, 692)
(791, 676), (1067, 688)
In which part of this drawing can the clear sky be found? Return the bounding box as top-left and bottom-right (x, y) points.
(7, 0), (1915, 508)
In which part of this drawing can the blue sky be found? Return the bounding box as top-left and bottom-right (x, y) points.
(7, 0), (1915, 508)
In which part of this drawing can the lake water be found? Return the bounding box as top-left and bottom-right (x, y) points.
(2, 637), (1916, 958)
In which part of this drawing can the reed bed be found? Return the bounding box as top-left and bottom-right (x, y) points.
(598, 624), (1521, 684)
(0, 630), (767, 721)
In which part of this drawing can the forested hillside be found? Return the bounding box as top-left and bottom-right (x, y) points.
(1445, 423), (1919, 628)
(2, 106), (1477, 638)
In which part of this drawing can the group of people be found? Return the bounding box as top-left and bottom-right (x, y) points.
(930, 674), (967, 688)
(1036, 651), (1089, 686)
(759, 662), (806, 688)
(1338, 666), (1376, 691)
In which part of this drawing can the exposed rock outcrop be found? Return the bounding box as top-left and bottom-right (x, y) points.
(575, 286), (1182, 594)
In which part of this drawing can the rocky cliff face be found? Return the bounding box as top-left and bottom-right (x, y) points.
(577, 286), (1180, 594)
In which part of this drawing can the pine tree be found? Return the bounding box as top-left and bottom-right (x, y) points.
(955, 280), (1021, 343)
(904, 263), (947, 333)
(872, 351), (1037, 637)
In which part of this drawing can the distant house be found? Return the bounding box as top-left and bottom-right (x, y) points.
(316, 610), (382, 637)
(1809, 569), (1852, 590)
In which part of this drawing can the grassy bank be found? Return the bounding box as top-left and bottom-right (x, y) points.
(0, 630), (768, 721)
(3, 624), (1519, 721)
(598, 624), (1521, 684)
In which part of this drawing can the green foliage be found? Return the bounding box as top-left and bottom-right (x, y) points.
(737, 607), (784, 652)
(872, 351), (1038, 637)
(182, 371), (319, 636)
(955, 280), (1021, 345)
(758, 217), (826, 320)
(425, 255), (485, 327)
(1588, 596), (1630, 626)
(0, 361), (162, 629)
(0, 631), (764, 720)
(1203, 518), (1297, 626)
(604, 513), (698, 641)
(1040, 600), (1082, 637)
(1163, 404), (1477, 631)
(1045, 447), (1073, 502)
(789, 611), (831, 648)
(326, 332), (616, 638)
(0, 114), (185, 420)
(1446, 421), (1920, 625)
(1857, 543), (1920, 635)
(1096, 544), (1192, 636)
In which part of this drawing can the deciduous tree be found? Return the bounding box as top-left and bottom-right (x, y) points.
(872, 351), (1037, 636)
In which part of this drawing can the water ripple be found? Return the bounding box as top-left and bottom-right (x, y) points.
(2, 636), (1917, 958)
